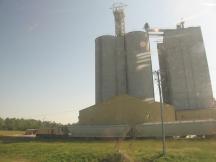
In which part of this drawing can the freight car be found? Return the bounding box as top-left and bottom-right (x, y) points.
(135, 119), (216, 138)
(36, 120), (216, 139)
(36, 127), (66, 137)
(25, 129), (38, 135)
(67, 120), (216, 139)
(67, 124), (131, 139)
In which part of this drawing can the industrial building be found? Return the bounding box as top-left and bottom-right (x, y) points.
(78, 4), (216, 126)
(79, 95), (175, 125)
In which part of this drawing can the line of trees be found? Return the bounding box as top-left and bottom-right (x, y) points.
(0, 117), (62, 131)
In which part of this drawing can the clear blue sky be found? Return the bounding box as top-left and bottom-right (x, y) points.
(0, 0), (216, 124)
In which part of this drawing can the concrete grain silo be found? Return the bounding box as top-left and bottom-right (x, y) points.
(158, 27), (214, 110)
(95, 35), (117, 103)
(125, 31), (154, 101)
(95, 31), (155, 103)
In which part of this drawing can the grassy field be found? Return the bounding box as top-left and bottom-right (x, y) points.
(0, 131), (216, 162)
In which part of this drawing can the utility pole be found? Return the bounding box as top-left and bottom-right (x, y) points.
(155, 70), (166, 156)
(143, 22), (166, 155)
(144, 23), (166, 155)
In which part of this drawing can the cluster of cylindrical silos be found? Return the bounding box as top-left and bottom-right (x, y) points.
(95, 31), (155, 103)
(95, 27), (214, 110)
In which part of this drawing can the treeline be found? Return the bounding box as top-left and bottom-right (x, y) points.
(0, 117), (62, 131)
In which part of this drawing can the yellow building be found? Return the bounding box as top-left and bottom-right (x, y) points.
(176, 108), (216, 121)
(79, 95), (175, 125)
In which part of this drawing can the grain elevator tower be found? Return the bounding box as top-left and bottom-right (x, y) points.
(95, 3), (154, 103)
(112, 3), (126, 36)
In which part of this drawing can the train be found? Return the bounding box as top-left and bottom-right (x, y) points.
(36, 127), (67, 137)
(35, 119), (216, 139)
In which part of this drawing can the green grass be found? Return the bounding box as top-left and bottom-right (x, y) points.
(0, 130), (24, 136)
(0, 136), (216, 162)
